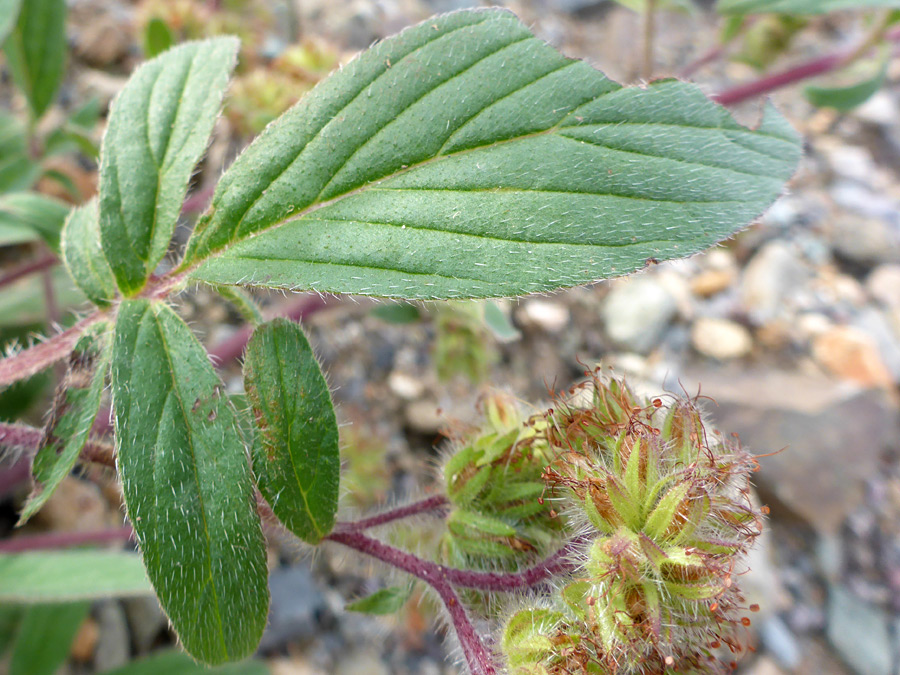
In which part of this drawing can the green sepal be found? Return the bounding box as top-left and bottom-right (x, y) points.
(18, 325), (111, 525)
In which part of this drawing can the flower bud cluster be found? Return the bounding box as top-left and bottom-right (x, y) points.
(502, 372), (763, 674)
(439, 394), (560, 571)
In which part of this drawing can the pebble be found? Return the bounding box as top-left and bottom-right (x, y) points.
(335, 651), (391, 675)
(690, 268), (735, 297)
(829, 215), (900, 266)
(601, 276), (677, 354)
(866, 264), (900, 309)
(93, 602), (130, 672)
(404, 399), (444, 434)
(258, 566), (327, 651)
(812, 326), (893, 388)
(518, 299), (570, 333)
(758, 616), (802, 671)
(827, 585), (894, 675)
(388, 372), (426, 400)
(854, 91), (899, 127)
(741, 242), (809, 324)
(691, 318), (753, 360)
(121, 597), (167, 653)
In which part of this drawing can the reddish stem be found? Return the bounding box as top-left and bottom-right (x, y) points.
(713, 52), (845, 106)
(0, 422), (115, 498)
(326, 529), (497, 675)
(209, 293), (330, 363)
(336, 495), (449, 531)
(0, 254), (58, 290)
(713, 26), (900, 106)
(0, 526), (133, 553)
(0, 312), (108, 388)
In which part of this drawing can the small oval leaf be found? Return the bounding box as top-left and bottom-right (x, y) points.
(61, 199), (117, 307)
(243, 318), (339, 544)
(100, 37), (239, 295)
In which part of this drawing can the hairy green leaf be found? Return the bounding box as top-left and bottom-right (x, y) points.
(112, 299), (268, 664)
(345, 585), (412, 614)
(9, 602), (89, 675)
(18, 328), (110, 524)
(0, 551), (152, 602)
(0, 0), (22, 48)
(103, 650), (270, 675)
(0, 192), (69, 251)
(719, 0), (900, 14)
(243, 318), (339, 544)
(805, 59), (889, 111)
(99, 38), (239, 296)
(2, 0), (66, 119)
(62, 199), (117, 307)
(184, 8), (800, 300)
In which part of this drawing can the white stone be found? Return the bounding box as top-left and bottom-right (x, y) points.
(691, 317), (753, 360)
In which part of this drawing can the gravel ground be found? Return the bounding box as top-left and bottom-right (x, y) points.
(3, 0), (900, 673)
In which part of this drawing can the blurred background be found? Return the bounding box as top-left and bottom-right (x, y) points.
(0, 0), (899, 674)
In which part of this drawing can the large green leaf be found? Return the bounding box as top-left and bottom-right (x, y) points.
(0, 551), (152, 602)
(62, 198), (117, 307)
(112, 299), (268, 664)
(719, 0), (900, 14)
(183, 8), (800, 300)
(242, 318), (339, 544)
(18, 328), (110, 525)
(9, 602), (90, 675)
(0, 192), (69, 251)
(0, 0), (22, 48)
(2, 0), (66, 119)
(99, 38), (239, 296)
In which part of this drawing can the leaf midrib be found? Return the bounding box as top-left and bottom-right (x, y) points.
(150, 305), (230, 660)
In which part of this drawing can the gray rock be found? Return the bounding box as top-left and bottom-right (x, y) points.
(866, 265), (900, 309)
(93, 601), (130, 671)
(677, 367), (899, 534)
(759, 615), (802, 671)
(827, 585), (893, 675)
(830, 216), (900, 266)
(741, 242), (810, 324)
(601, 276), (677, 353)
(258, 565), (327, 651)
(122, 596), (167, 654)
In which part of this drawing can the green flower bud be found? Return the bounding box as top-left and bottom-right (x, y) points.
(503, 371), (763, 673)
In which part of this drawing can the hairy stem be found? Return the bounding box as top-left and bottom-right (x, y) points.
(326, 529), (497, 675)
(0, 312), (108, 388)
(336, 495), (449, 531)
